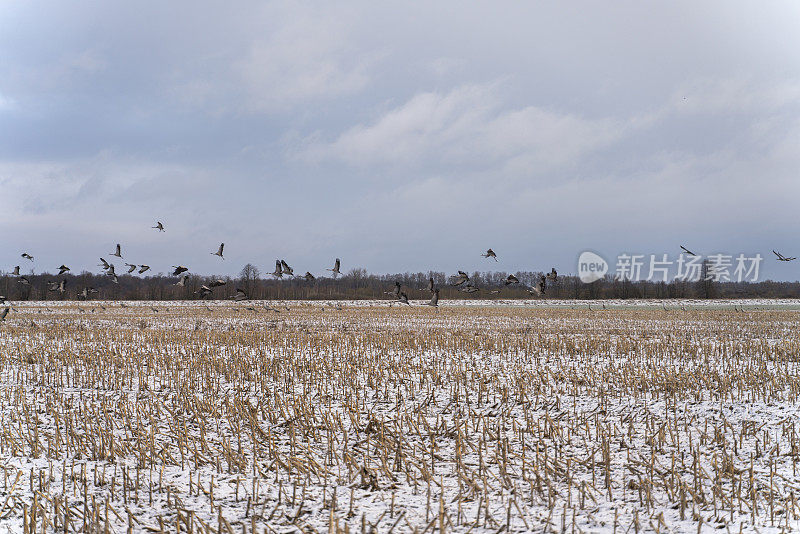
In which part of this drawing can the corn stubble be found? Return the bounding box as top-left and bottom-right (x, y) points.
(1, 302), (800, 532)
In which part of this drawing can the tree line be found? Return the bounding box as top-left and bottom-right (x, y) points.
(1, 263), (799, 301)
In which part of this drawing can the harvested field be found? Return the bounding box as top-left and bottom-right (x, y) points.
(1, 300), (800, 532)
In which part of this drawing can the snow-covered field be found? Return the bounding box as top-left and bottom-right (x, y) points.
(2, 300), (800, 532)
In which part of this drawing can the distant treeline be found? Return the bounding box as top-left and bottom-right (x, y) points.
(2, 264), (799, 301)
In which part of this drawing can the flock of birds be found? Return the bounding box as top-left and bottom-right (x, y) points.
(2, 229), (795, 321)
(0, 223), (562, 320)
(680, 244), (796, 263)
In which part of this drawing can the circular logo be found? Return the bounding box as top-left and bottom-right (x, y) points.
(578, 251), (608, 283)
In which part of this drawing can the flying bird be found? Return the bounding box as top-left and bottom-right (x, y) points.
(196, 285), (213, 298)
(386, 281), (402, 299)
(680, 245), (696, 256)
(153, 221), (164, 232)
(280, 260), (294, 276)
(271, 260), (283, 278)
(125, 263), (137, 273)
(0, 307), (9, 322)
(18, 276), (30, 286)
(138, 265), (151, 274)
(172, 266), (188, 276)
(526, 285), (542, 297)
(47, 280), (67, 293)
(427, 277), (435, 293)
(12, 266), (20, 276)
(111, 244), (122, 258)
(80, 287), (99, 299)
(233, 288), (248, 301)
(212, 243), (224, 259)
(58, 265), (70, 275)
(504, 274), (519, 286)
(304, 272), (315, 281)
(482, 249), (498, 261)
(452, 271), (470, 286)
(327, 258), (341, 277)
(109, 273), (119, 284)
(99, 258), (111, 270)
(525, 275), (547, 296)
(460, 284), (479, 294)
(21, 253), (33, 262)
(208, 279), (227, 288)
(773, 250), (796, 262)
(426, 288), (440, 307)
(176, 274), (189, 287)
(398, 292), (410, 305)
(546, 268), (558, 282)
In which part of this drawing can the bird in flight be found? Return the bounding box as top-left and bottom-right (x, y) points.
(387, 281), (402, 299)
(21, 253), (33, 262)
(153, 221), (164, 232)
(304, 272), (315, 281)
(11, 266), (20, 276)
(327, 258), (342, 278)
(271, 260), (283, 278)
(460, 285), (479, 294)
(58, 265), (70, 275)
(546, 268), (558, 282)
(482, 249), (498, 261)
(175, 274), (189, 286)
(99, 258), (111, 270)
(504, 274), (519, 286)
(680, 245), (697, 256)
(212, 243), (224, 259)
(138, 265), (151, 274)
(18, 276), (30, 286)
(80, 287), (98, 299)
(172, 266), (189, 276)
(111, 244), (123, 258)
(426, 277), (435, 293)
(526, 275), (547, 296)
(208, 279), (226, 288)
(196, 285), (213, 299)
(773, 250), (796, 262)
(233, 288), (248, 301)
(125, 263), (137, 273)
(398, 291), (410, 305)
(0, 307), (9, 322)
(452, 271), (470, 286)
(280, 260), (294, 277)
(48, 280), (67, 293)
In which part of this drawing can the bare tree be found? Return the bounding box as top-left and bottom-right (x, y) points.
(239, 264), (261, 298)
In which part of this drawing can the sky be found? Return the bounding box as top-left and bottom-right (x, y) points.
(2, 1), (800, 282)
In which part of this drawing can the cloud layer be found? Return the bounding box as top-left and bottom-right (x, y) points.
(2, 1), (800, 280)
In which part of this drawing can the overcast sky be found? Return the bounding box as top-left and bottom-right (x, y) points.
(2, 1), (800, 281)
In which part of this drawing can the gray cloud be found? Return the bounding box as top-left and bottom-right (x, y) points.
(1, 1), (799, 281)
